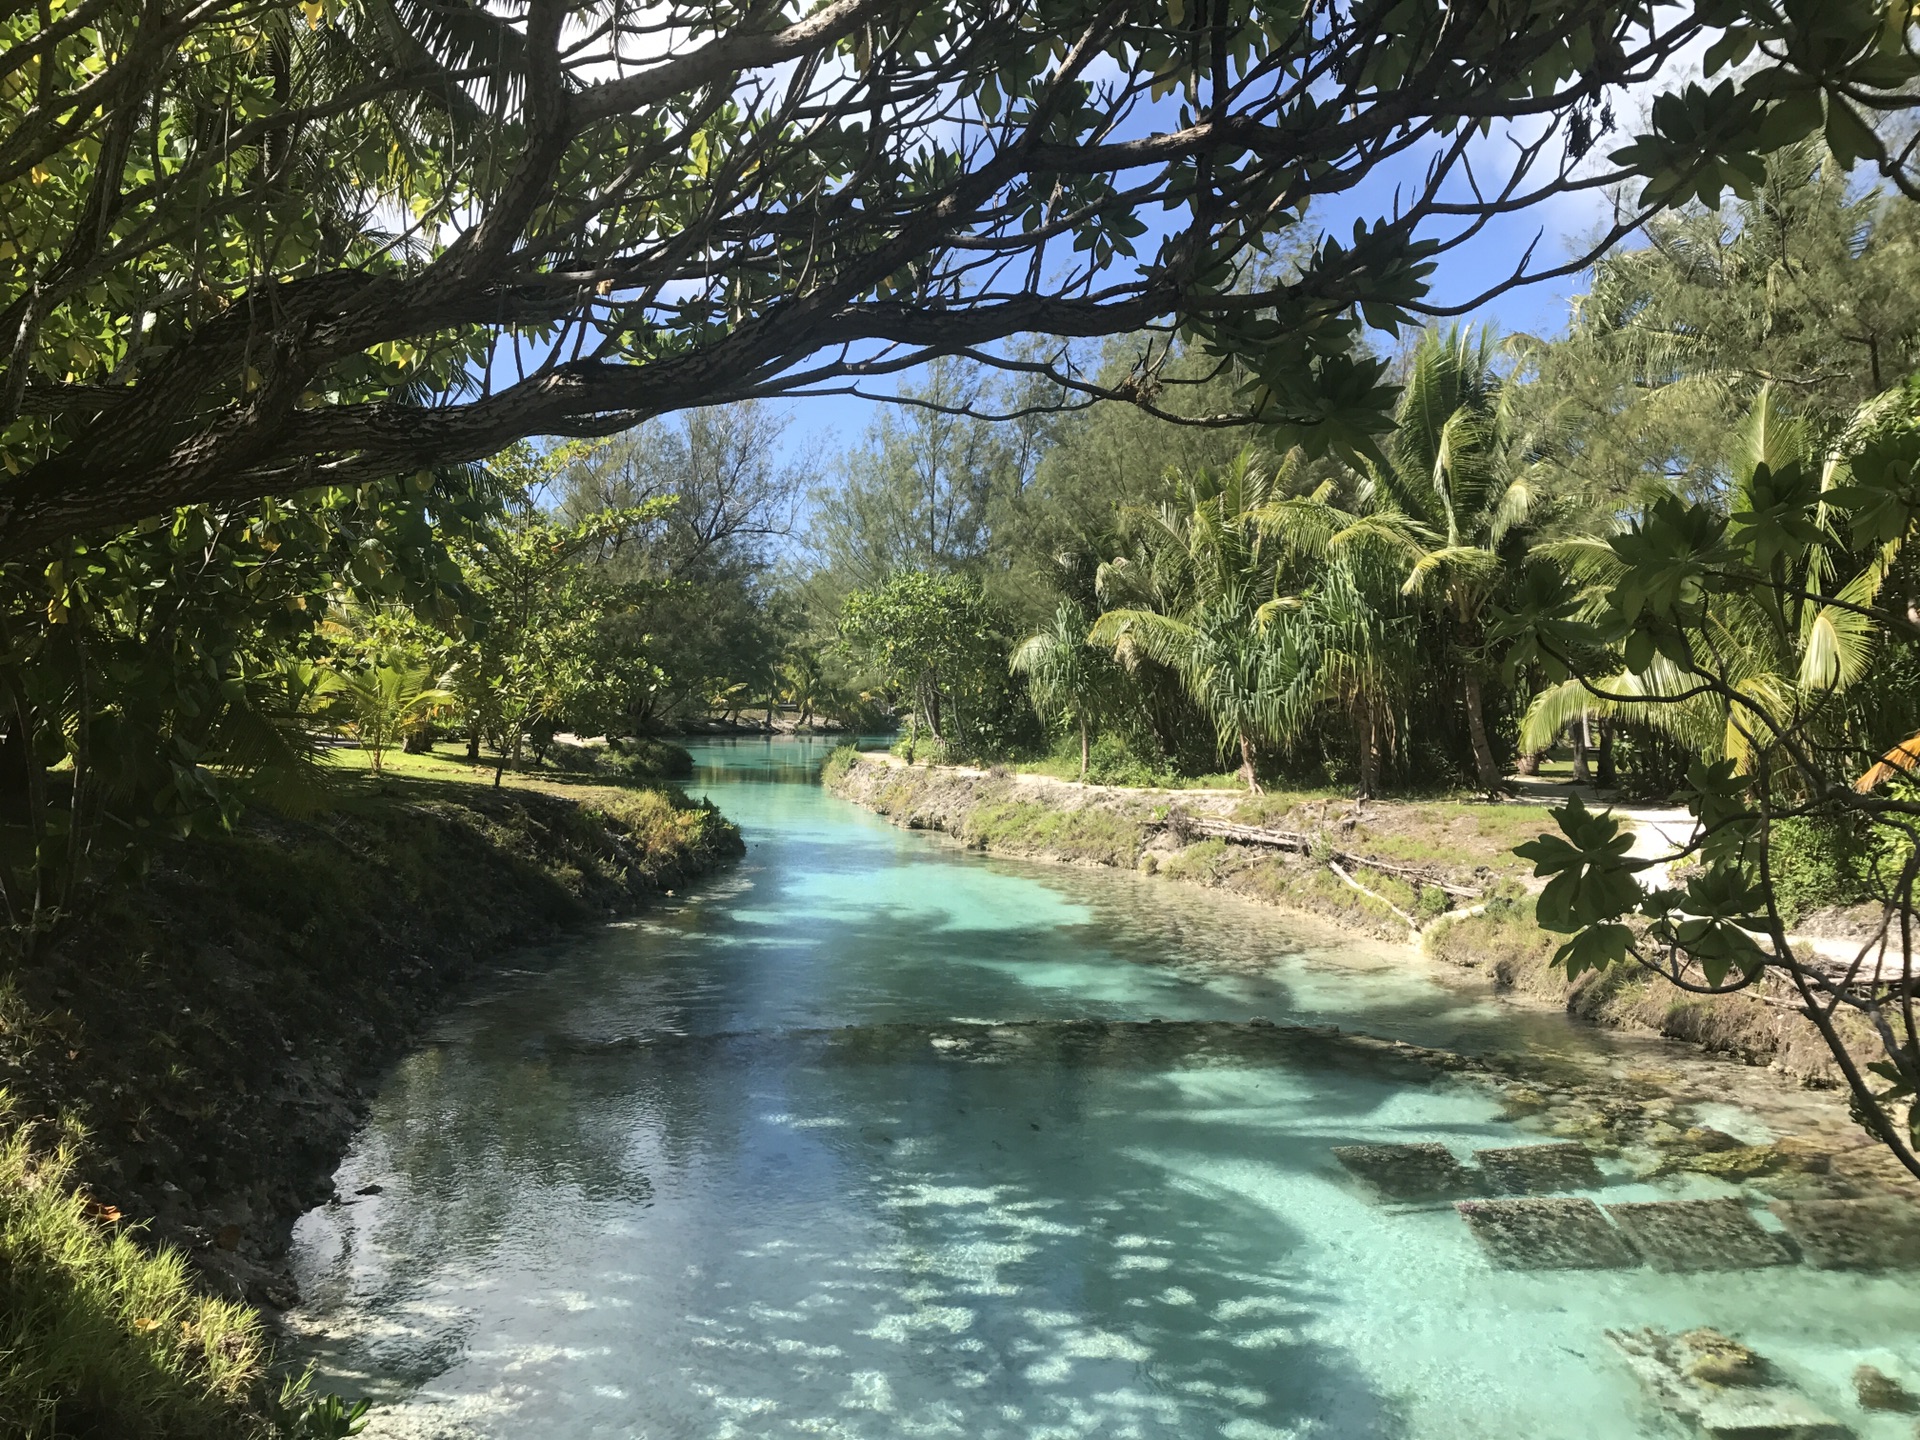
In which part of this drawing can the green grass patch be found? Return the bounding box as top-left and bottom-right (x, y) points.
(959, 801), (1144, 866)
(1225, 797), (1556, 881)
(1159, 839), (1234, 883)
(319, 737), (693, 790)
(820, 744), (859, 789)
(0, 1092), (270, 1440)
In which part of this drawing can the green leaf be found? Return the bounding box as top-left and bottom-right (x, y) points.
(1823, 93), (1885, 169)
(1515, 796), (1648, 932)
(1552, 924), (1636, 979)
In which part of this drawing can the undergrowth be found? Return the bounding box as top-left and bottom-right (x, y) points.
(0, 1093), (269, 1440)
(820, 744), (859, 789)
(959, 801), (1144, 866)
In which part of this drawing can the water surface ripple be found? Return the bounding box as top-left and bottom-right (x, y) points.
(289, 738), (1920, 1438)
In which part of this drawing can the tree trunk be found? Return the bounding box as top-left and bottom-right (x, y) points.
(1357, 708), (1379, 800)
(1596, 719), (1616, 788)
(1079, 718), (1089, 783)
(924, 680), (943, 740)
(466, 730), (481, 764)
(1237, 732), (1263, 793)
(1461, 671), (1503, 792)
(1351, 710), (1382, 802)
(1570, 715), (1591, 784)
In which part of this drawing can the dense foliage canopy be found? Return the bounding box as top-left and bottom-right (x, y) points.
(7, 0), (1920, 555)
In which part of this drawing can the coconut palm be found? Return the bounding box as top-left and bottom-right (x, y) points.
(320, 653), (455, 775)
(1519, 386), (1900, 771)
(778, 652), (826, 726)
(1010, 603), (1108, 781)
(1377, 324), (1546, 790)
(1089, 451), (1296, 790)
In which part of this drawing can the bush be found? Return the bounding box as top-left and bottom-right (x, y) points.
(889, 729), (949, 765)
(604, 736), (695, 780)
(1084, 734), (1169, 787)
(820, 745), (859, 788)
(1769, 816), (1870, 925)
(1768, 808), (1915, 926)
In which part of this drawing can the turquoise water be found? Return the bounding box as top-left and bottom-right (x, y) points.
(288, 738), (1920, 1438)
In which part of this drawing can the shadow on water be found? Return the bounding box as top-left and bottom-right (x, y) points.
(298, 1023), (1431, 1438)
(287, 737), (1920, 1440)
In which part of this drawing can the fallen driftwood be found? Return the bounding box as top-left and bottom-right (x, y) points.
(1181, 815), (1484, 900)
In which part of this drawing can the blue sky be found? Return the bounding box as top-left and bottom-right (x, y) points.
(767, 146), (1617, 470)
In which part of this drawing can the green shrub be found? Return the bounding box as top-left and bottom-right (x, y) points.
(1769, 816), (1870, 924)
(604, 736), (694, 780)
(890, 731), (949, 765)
(1083, 734), (1170, 787)
(584, 789), (741, 876)
(820, 744), (859, 788)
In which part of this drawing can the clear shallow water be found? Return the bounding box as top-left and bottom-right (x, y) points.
(289, 738), (1920, 1438)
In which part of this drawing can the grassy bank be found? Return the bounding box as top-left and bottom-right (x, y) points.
(825, 751), (1870, 1084)
(827, 750), (1545, 941)
(1422, 895), (1871, 1078)
(0, 746), (740, 1438)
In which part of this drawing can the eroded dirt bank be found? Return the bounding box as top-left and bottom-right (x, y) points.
(0, 780), (743, 1310)
(825, 752), (1869, 1089)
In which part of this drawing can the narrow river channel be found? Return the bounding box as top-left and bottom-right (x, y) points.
(288, 737), (1920, 1439)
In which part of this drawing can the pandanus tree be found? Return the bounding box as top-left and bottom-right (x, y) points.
(1090, 452), (1294, 791)
(1376, 325), (1545, 791)
(1010, 602), (1109, 782)
(1259, 479), (1424, 797)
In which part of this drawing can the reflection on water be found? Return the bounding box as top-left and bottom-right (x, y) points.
(289, 737), (1920, 1438)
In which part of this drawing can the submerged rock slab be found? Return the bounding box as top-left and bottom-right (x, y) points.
(1476, 1142), (1605, 1194)
(1770, 1198), (1920, 1269)
(1604, 1199), (1794, 1272)
(1332, 1142), (1477, 1200)
(1456, 1197), (1638, 1269)
(1608, 1328), (1850, 1440)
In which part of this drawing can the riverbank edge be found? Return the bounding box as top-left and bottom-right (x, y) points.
(1, 775), (743, 1430)
(824, 751), (1855, 1085)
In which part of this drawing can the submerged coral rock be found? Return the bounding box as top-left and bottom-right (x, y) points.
(1498, 1086), (1549, 1118)
(1772, 1199), (1920, 1270)
(1605, 1198), (1795, 1273)
(1456, 1197), (1638, 1270)
(1678, 1328), (1765, 1387)
(1609, 1328), (1850, 1440)
(1664, 1137), (1834, 1184)
(1852, 1365), (1918, 1413)
(1331, 1142), (1477, 1201)
(1682, 1126), (1746, 1153)
(1475, 1142), (1605, 1194)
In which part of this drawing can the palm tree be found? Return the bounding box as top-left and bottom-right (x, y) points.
(1258, 484), (1424, 797)
(1090, 452), (1294, 790)
(1010, 602), (1107, 781)
(1519, 386), (1898, 771)
(320, 653), (455, 776)
(1377, 324), (1544, 790)
(779, 652), (825, 726)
